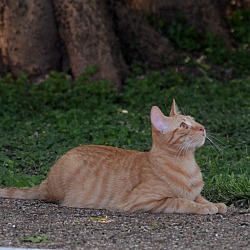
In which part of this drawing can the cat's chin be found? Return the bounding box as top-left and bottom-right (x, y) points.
(196, 137), (206, 148)
(190, 137), (206, 150)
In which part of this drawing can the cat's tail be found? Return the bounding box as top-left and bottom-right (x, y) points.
(0, 181), (48, 200)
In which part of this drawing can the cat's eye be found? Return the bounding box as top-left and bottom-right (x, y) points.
(180, 122), (189, 129)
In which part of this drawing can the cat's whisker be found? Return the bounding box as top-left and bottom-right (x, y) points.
(205, 136), (223, 153)
(206, 133), (225, 146)
(175, 146), (184, 159)
(176, 142), (187, 155)
(176, 141), (191, 159)
(175, 144), (185, 159)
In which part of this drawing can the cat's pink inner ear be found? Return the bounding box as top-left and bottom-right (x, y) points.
(151, 106), (167, 132)
(169, 99), (180, 117)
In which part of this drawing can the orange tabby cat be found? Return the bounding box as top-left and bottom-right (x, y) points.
(0, 100), (227, 214)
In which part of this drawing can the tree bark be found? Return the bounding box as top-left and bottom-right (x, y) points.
(0, 0), (61, 82)
(0, 2), (6, 75)
(51, 0), (127, 88)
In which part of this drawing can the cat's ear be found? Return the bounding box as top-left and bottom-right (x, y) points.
(151, 106), (167, 133)
(169, 99), (180, 117)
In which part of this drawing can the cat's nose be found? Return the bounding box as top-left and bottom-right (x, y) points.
(199, 126), (206, 135)
(199, 127), (205, 132)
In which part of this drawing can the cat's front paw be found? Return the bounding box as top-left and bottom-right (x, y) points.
(214, 203), (227, 213)
(197, 204), (218, 215)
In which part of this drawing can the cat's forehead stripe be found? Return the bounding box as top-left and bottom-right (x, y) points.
(183, 116), (195, 127)
(183, 119), (193, 127)
(183, 116), (195, 121)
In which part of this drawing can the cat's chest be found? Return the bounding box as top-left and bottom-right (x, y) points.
(153, 161), (204, 200)
(179, 171), (204, 200)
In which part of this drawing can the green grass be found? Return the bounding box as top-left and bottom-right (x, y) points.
(0, 71), (249, 207)
(0, 10), (249, 208)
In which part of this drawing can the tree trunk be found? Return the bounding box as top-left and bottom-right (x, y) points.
(51, 0), (127, 88)
(0, 0), (61, 82)
(0, 0), (233, 86)
(0, 2), (6, 76)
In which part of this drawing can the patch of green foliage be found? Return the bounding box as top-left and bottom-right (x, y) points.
(230, 10), (250, 49)
(20, 235), (50, 243)
(0, 10), (249, 207)
(150, 12), (225, 52)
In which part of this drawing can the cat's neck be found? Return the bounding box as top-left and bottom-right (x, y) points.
(150, 142), (196, 159)
(149, 144), (198, 173)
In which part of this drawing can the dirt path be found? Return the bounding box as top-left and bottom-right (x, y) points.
(0, 198), (249, 249)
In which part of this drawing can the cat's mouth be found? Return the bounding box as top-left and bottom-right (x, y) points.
(194, 131), (206, 148)
(203, 128), (206, 137)
(199, 127), (206, 142)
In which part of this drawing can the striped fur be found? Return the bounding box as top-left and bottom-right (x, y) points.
(0, 100), (227, 214)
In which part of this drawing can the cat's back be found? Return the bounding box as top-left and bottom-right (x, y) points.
(72, 144), (139, 157)
(51, 144), (145, 180)
(65, 144), (143, 166)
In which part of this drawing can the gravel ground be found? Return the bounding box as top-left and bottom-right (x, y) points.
(0, 198), (249, 250)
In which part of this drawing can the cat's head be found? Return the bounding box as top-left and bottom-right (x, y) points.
(150, 99), (206, 154)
